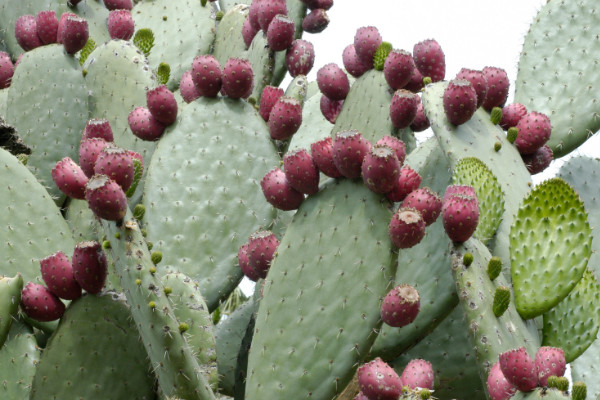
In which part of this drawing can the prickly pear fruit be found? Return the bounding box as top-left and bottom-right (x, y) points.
(381, 284), (420, 328)
(443, 184), (476, 202)
(441, 192), (479, 243)
(301, 0), (333, 10)
(310, 137), (343, 178)
(302, 9), (329, 33)
(389, 207), (426, 249)
(268, 96), (303, 140)
(146, 85), (178, 125)
(79, 138), (114, 178)
(342, 44), (371, 78)
(413, 39), (445, 82)
(386, 165), (421, 203)
(107, 9), (135, 40)
(247, 231), (280, 279)
(15, 15), (42, 51)
(222, 58), (254, 99)
(499, 103), (527, 130)
(487, 361), (517, 400)
(317, 63), (349, 101)
(404, 64), (425, 93)
(353, 393), (369, 400)
(35, 10), (59, 45)
(534, 347), (566, 387)
(443, 79), (478, 125)
(383, 49), (414, 90)
(0, 51), (14, 89)
(353, 26), (382, 67)
(242, 17), (259, 49)
(361, 145), (400, 194)
(390, 89), (419, 129)
(401, 359), (435, 390)
(56, 12), (76, 44)
(179, 70), (201, 103)
(93, 147), (135, 191)
(51, 157), (89, 200)
(238, 243), (260, 282)
(283, 149), (320, 195)
(410, 99), (430, 132)
(248, 0), (263, 31)
(514, 111), (552, 155)
(261, 168), (304, 211)
(402, 187), (442, 226)
(40, 251), (82, 300)
(191, 54), (222, 98)
(522, 144), (553, 175)
(455, 68), (488, 109)
(260, 86), (285, 122)
(20, 282), (65, 322)
(85, 174), (128, 221)
(499, 347), (538, 392)
(332, 130), (372, 179)
(481, 67), (509, 111)
(128, 106), (166, 141)
(286, 39), (315, 77)
(82, 119), (114, 142)
(72, 241), (108, 295)
(257, 0), (287, 32)
(357, 357), (403, 400)
(267, 14), (295, 51)
(320, 95), (343, 124)
(61, 16), (89, 55)
(376, 136), (406, 165)
(104, 0), (133, 11)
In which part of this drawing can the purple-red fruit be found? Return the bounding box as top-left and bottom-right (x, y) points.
(0, 52), (14, 89)
(357, 357), (403, 400)
(35, 10), (59, 44)
(402, 187), (442, 226)
(248, 0), (263, 31)
(20, 282), (65, 322)
(15, 15), (42, 51)
(238, 243), (260, 282)
(128, 107), (166, 141)
(404, 65), (425, 93)
(261, 168), (304, 211)
(260, 86), (285, 122)
(413, 39), (445, 82)
(456, 68), (488, 109)
(482, 67), (509, 111)
(82, 119), (114, 142)
(301, 0), (333, 10)
(267, 14), (295, 52)
(57, 13), (76, 44)
(79, 138), (114, 178)
(534, 347), (566, 387)
(179, 70), (201, 103)
(342, 44), (371, 78)
(302, 9), (329, 33)
(376, 136), (406, 165)
(268, 97), (302, 140)
(52, 157), (89, 200)
(94, 147), (135, 191)
(389, 207), (426, 249)
(317, 63), (349, 101)
(499, 347), (538, 392)
(146, 85), (178, 125)
(62, 16), (89, 54)
(522, 145), (553, 175)
(72, 241), (108, 294)
(320, 95), (343, 124)
(384, 49), (414, 90)
(40, 251), (82, 300)
(353, 26), (382, 67)
(310, 137), (343, 178)
(104, 0), (133, 10)
(386, 165), (421, 203)
(257, 0), (287, 32)
(107, 10), (135, 40)
(380, 284), (420, 328)
(242, 17), (260, 49)
(85, 174), (128, 221)
(514, 111), (552, 155)
(410, 99), (430, 132)
(283, 149), (320, 195)
(443, 79), (478, 125)
(401, 359), (435, 390)
(247, 231), (280, 279)
(353, 393), (369, 400)
(443, 184), (476, 203)
(500, 103), (527, 130)
(286, 39), (315, 77)
(487, 362), (517, 400)
(191, 55), (222, 98)
(442, 193), (479, 242)
(390, 89), (419, 129)
(332, 130), (372, 179)
(361, 145), (400, 194)
(222, 58), (254, 99)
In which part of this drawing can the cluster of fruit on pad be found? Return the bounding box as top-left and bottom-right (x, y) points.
(356, 357), (434, 399)
(129, 84), (178, 141)
(15, 10), (88, 54)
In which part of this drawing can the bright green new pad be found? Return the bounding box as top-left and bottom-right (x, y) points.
(6, 44), (89, 204)
(0, 274), (22, 349)
(510, 178), (591, 319)
(514, 0), (600, 158)
(143, 97), (279, 311)
(30, 293), (155, 399)
(212, 4), (248, 67)
(542, 268), (600, 362)
(452, 157), (505, 245)
(245, 179), (396, 400)
(0, 148), (75, 283)
(0, 321), (39, 399)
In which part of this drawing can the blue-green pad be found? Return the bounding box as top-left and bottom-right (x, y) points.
(0, 88), (7, 119)
(0, 274), (22, 349)
(218, 0), (251, 13)
(285, 74), (309, 105)
(212, 4), (248, 68)
(6, 44), (89, 204)
(71, 0), (112, 49)
(0, 320), (39, 399)
(142, 97), (279, 311)
(245, 179), (397, 400)
(288, 91), (332, 153)
(509, 388), (569, 400)
(246, 32), (274, 103)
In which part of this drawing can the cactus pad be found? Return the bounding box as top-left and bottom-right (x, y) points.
(0, 320), (39, 399)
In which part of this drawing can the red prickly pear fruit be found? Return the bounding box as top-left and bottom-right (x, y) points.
(302, 9), (329, 33)
(498, 347), (538, 392)
(402, 187), (442, 226)
(85, 174), (128, 221)
(320, 95), (343, 124)
(487, 361), (517, 400)
(104, 0), (133, 11)
(242, 17), (260, 49)
(283, 149), (320, 195)
(51, 157), (89, 200)
(357, 357), (403, 400)
(456, 68), (488, 109)
(15, 54), (24, 68)
(247, 230), (280, 279)
(353, 393), (369, 400)
(353, 26), (382, 67)
(72, 241), (108, 294)
(442, 193), (479, 243)
(310, 137), (343, 178)
(413, 39), (445, 82)
(390, 89), (419, 129)
(56, 13), (76, 44)
(268, 96), (303, 140)
(238, 243), (260, 282)
(267, 14), (295, 52)
(383, 49), (414, 90)
(342, 44), (371, 78)
(404, 64), (425, 93)
(443, 184), (476, 203)
(514, 111), (552, 155)
(300, 0), (333, 10)
(522, 145), (553, 175)
(261, 168), (304, 211)
(222, 58), (254, 99)
(128, 107), (166, 141)
(317, 63), (349, 101)
(401, 359), (435, 390)
(260, 86), (285, 122)
(35, 10), (59, 45)
(410, 100), (430, 132)
(20, 282), (65, 322)
(107, 10), (134, 40)
(248, 0), (263, 31)
(79, 138), (114, 178)
(481, 67), (509, 111)
(147, 85), (178, 125)
(286, 39), (315, 77)
(257, 0), (287, 32)
(94, 147), (135, 191)
(443, 79), (478, 126)
(40, 251), (82, 300)
(191, 54), (223, 98)
(332, 130), (372, 179)
(179, 70), (201, 103)
(0, 52), (14, 89)
(361, 145), (400, 194)
(127, 150), (144, 172)
(386, 165), (422, 203)
(389, 207), (426, 249)
(376, 136), (406, 165)
(82, 119), (114, 142)
(534, 347), (566, 387)
(15, 15), (43, 51)
(62, 16), (89, 55)
(500, 103), (527, 130)
(380, 284), (420, 328)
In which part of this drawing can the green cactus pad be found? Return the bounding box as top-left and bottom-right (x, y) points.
(492, 286), (510, 317)
(78, 38), (96, 66)
(510, 178), (591, 319)
(30, 293), (155, 399)
(0, 274), (22, 348)
(142, 97), (279, 311)
(0, 320), (39, 399)
(509, 387), (569, 400)
(6, 44), (89, 204)
(157, 62), (171, 85)
(64, 198), (101, 242)
(542, 268), (600, 362)
(233, 301), (258, 400)
(373, 41), (393, 71)
(452, 157), (505, 245)
(285, 74), (309, 105)
(133, 28), (155, 57)
(288, 90), (332, 153)
(212, 4), (249, 67)
(245, 179), (396, 400)
(515, 0), (600, 158)
(247, 32), (275, 102)
(71, 1), (112, 48)
(572, 382), (587, 400)
(218, 0), (251, 12)
(0, 89), (8, 119)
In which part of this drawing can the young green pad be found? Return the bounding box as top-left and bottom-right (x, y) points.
(0, 274), (22, 348)
(510, 178), (591, 319)
(245, 179), (397, 400)
(0, 320), (39, 399)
